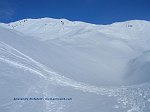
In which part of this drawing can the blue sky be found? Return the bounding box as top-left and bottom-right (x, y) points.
(0, 0), (150, 24)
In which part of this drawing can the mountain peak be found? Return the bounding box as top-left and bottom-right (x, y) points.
(0, 18), (150, 41)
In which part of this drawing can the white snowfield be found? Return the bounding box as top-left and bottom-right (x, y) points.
(0, 18), (150, 112)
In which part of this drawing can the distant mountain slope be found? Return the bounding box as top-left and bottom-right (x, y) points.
(1, 18), (150, 85)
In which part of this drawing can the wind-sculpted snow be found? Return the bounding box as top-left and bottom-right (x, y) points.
(0, 41), (150, 112)
(124, 51), (150, 85)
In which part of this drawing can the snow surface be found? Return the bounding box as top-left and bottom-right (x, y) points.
(0, 18), (150, 112)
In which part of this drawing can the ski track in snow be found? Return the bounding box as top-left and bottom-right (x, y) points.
(0, 41), (150, 112)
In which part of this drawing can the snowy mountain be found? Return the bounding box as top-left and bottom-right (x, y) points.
(0, 18), (150, 112)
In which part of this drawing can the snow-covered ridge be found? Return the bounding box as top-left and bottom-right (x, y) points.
(1, 18), (150, 41)
(0, 18), (99, 40)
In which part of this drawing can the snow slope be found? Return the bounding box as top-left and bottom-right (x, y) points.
(0, 18), (150, 112)
(1, 18), (150, 85)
